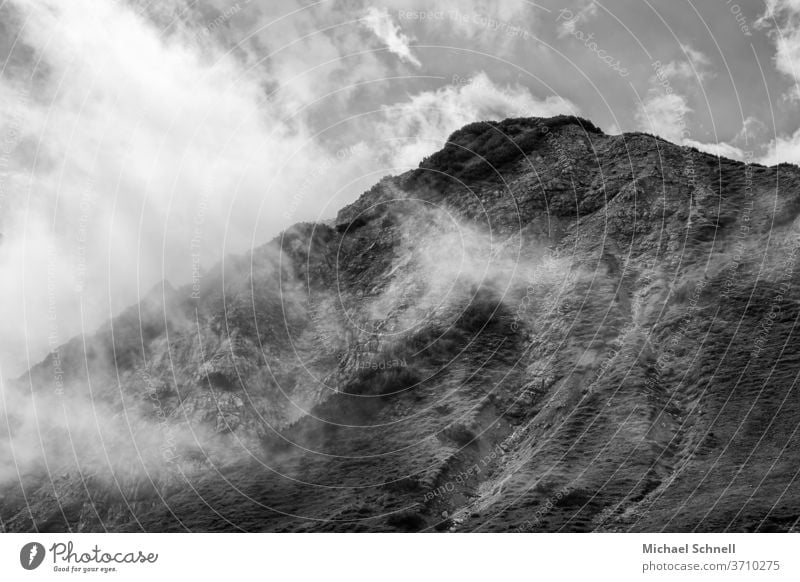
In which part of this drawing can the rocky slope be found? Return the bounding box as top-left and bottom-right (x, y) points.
(2, 115), (800, 532)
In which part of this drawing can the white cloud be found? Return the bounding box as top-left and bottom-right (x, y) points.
(0, 1), (562, 377)
(636, 89), (750, 161)
(635, 91), (692, 143)
(362, 7), (422, 67)
(680, 43), (711, 69)
(634, 43), (716, 143)
(238, 1), (392, 116)
(655, 45), (712, 83)
(0, 1), (559, 378)
(759, 127), (800, 165)
(757, 0), (800, 99)
(754, 1), (800, 163)
(0, 0), (379, 376)
(760, 0), (800, 19)
(635, 49), (740, 158)
(384, 0), (532, 49)
(684, 139), (747, 161)
(735, 115), (768, 144)
(557, 1), (598, 38)
(368, 72), (577, 170)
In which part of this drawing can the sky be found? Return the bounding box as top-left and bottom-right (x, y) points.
(0, 0), (799, 376)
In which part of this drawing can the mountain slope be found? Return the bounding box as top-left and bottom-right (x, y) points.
(3, 116), (800, 532)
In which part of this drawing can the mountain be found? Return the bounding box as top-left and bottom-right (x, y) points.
(2, 116), (800, 532)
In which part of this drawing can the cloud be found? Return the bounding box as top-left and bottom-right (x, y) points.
(368, 72), (577, 170)
(735, 115), (768, 144)
(383, 0), (532, 51)
(637, 73), (769, 163)
(636, 89), (750, 161)
(238, 1), (392, 116)
(759, 127), (800, 165)
(680, 43), (711, 69)
(756, 0), (800, 99)
(683, 139), (747, 161)
(557, 1), (598, 38)
(362, 7), (422, 67)
(634, 43), (715, 142)
(683, 116), (771, 162)
(0, 1), (569, 378)
(0, 0), (380, 376)
(0, 0), (562, 379)
(654, 44), (712, 83)
(635, 52), (742, 158)
(636, 91), (692, 144)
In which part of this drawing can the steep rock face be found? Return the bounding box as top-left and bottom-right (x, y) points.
(2, 116), (800, 532)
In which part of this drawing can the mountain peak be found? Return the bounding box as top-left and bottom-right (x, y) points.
(412, 115), (604, 185)
(5, 114), (800, 533)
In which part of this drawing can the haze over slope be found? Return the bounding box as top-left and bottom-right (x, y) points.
(2, 116), (800, 532)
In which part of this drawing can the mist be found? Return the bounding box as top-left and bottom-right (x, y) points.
(0, 0), (578, 523)
(0, 0), (572, 379)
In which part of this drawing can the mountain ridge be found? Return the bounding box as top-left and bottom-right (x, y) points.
(3, 115), (800, 532)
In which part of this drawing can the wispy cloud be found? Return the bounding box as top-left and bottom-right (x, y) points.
(556, 1), (598, 38)
(756, 0), (800, 99)
(683, 139), (747, 161)
(759, 126), (800, 164)
(636, 89), (748, 161)
(369, 72), (577, 170)
(752, 0), (800, 163)
(0, 0), (378, 376)
(635, 50), (749, 160)
(362, 7), (422, 67)
(635, 91), (692, 144)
